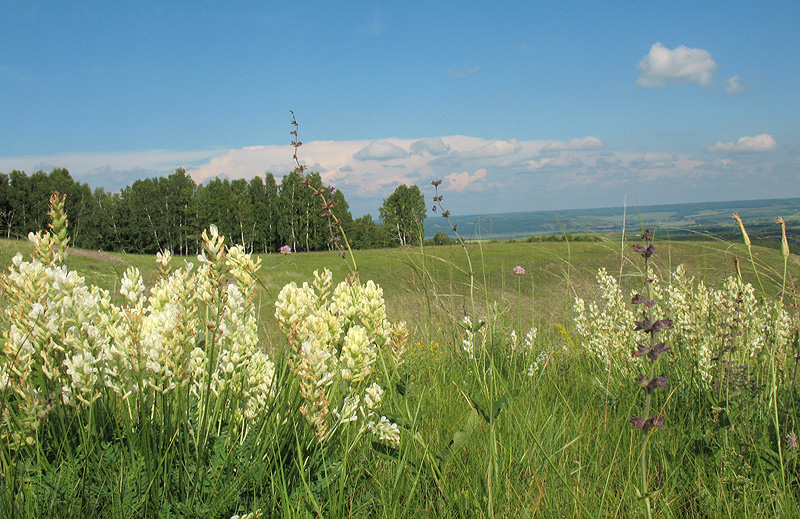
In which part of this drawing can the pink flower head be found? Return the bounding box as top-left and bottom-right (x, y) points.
(279, 245), (292, 255)
(513, 266), (526, 276)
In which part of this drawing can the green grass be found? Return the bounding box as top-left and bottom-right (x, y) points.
(2, 231), (799, 518)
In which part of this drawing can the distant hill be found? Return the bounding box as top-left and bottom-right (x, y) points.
(425, 197), (800, 242)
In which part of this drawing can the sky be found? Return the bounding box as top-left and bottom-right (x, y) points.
(2, 1), (799, 218)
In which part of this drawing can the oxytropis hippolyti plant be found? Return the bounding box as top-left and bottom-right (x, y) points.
(630, 229), (673, 518)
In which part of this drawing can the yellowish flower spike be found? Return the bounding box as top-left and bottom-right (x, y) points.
(275, 268), (404, 443)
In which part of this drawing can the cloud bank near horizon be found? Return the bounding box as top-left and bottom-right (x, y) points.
(0, 132), (788, 217)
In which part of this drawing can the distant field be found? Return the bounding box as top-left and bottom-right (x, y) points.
(426, 196), (800, 242)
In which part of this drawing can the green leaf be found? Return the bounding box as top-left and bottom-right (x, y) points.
(440, 408), (481, 463)
(469, 389), (518, 424)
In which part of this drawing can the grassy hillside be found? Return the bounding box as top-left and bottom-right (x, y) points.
(2, 228), (799, 517)
(3, 233), (791, 340)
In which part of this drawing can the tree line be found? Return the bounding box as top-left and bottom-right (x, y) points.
(0, 168), (427, 254)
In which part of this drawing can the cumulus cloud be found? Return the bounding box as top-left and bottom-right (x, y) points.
(525, 155), (584, 171)
(542, 136), (604, 151)
(707, 134), (777, 152)
(10, 132), (786, 219)
(456, 139), (521, 159)
(354, 141), (408, 161)
(410, 137), (451, 156)
(713, 158), (733, 168)
(446, 169), (487, 191)
(637, 42), (717, 87)
(724, 75), (744, 95)
(0, 148), (227, 191)
(630, 152), (676, 169)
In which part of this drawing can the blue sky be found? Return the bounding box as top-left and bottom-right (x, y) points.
(2, 1), (798, 217)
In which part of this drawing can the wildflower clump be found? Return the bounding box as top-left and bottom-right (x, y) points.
(574, 268), (638, 366)
(0, 202), (275, 449)
(573, 266), (792, 382)
(275, 268), (407, 443)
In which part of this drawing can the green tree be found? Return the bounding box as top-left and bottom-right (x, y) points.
(277, 171), (328, 252)
(0, 173), (10, 238)
(198, 178), (233, 244)
(164, 168), (198, 255)
(229, 178), (254, 250)
(379, 184), (426, 246)
(432, 231), (451, 246)
(115, 177), (176, 254)
(330, 188), (353, 231)
(86, 187), (120, 251)
(350, 213), (385, 249)
(249, 174), (281, 253)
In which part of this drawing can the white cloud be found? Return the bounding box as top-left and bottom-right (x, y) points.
(354, 141), (408, 161)
(455, 139), (521, 159)
(410, 137), (451, 156)
(446, 169), (487, 191)
(724, 75), (744, 95)
(637, 42), (717, 87)
(713, 158), (733, 168)
(542, 136), (604, 151)
(707, 133), (777, 152)
(640, 152), (675, 163)
(6, 132), (788, 219)
(0, 148), (227, 190)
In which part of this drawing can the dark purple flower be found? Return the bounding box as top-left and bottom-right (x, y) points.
(634, 318), (673, 334)
(633, 243), (655, 258)
(631, 294), (655, 308)
(632, 342), (670, 361)
(432, 206), (437, 213)
(630, 415), (646, 430)
(638, 376), (668, 392)
(630, 414), (665, 432)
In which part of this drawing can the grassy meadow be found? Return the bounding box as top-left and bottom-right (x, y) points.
(1, 213), (800, 518)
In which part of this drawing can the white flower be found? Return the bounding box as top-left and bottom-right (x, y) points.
(365, 382), (384, 409)
(368, 416), (400, 445)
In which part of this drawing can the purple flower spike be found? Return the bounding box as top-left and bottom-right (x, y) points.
(630, 414), (665, 432)
(632, 342), (671, 361)
(633, 243), (655, 259)
(631, 294), (655, 308)
(638, 376), (668, 392)
(634, 318), (673, 334)
(630, 415), (646, 429)
(649, 342), (670, 361)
